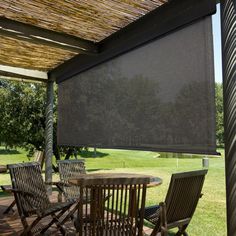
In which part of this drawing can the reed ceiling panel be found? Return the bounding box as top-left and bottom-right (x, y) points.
(0, 0), (167, 42)
(0, 36), (77, 71)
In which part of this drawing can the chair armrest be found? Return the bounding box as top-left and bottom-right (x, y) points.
(0, 185), (12, 192)
(45, 181), (71, 187)
(45, 181), (71, 195)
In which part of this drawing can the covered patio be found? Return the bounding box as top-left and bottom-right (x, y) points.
(0, 0), (235, 235)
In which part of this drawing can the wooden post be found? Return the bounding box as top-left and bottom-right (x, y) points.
(45, 81), (54, 194)
(221, 1), (236, 235)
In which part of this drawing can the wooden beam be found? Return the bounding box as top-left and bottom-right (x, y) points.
(50, 0), (216, 83)
(0, 76), (44, 84)
(0, 17), (98, 54)
(0, 65), (48, 82)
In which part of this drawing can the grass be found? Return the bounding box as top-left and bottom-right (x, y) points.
(0, 147), (226, 236)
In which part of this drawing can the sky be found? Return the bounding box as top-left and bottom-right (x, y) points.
(212, 4), (222, 83)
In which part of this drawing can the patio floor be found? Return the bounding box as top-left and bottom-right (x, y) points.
(0, 193), (76, 235)
(0, 193), (154, 236)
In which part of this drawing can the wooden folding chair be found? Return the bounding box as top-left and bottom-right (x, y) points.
(57, 159), (86, 202)
(0, 151), (45, 214)
(75, 174), (149, 236)
(144, 169), (208, 236)
(1, 151), (45, 214)
(7, 162), (75, 235)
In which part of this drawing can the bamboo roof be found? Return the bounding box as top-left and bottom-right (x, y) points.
(0, 0), (167, 74)
(0, 36), (77, 71)
(0, 0), (167, 42)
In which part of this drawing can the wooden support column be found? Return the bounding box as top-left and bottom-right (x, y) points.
(221, 0), (236, 235)
(45, 81), (54, 194)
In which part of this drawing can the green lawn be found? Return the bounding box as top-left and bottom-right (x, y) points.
(0, 147), (226, 236)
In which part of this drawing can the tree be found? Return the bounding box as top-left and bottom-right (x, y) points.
(0, 80), (46, 151)
(215, 83), (224, 146)
(0, 79), (82, 167)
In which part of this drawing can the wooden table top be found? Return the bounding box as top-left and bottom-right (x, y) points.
(69, 173), (162, 187)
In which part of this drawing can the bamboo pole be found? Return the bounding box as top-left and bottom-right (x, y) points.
(45, 80), (54, 194)
(221, 1), (236, 235)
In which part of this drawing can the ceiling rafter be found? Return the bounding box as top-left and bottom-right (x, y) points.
(0, 64), (48, 82)
(0, 17), (98, 54)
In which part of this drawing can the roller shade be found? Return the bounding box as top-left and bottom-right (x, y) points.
(57, 17), (216, 154)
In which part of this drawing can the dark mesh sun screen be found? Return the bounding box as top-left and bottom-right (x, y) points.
(58, 17), (216, 154)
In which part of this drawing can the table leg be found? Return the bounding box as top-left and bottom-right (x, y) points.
(128, 188), (137, 234)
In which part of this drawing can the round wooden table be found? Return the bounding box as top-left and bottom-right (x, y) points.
(69, 173), (162, 187)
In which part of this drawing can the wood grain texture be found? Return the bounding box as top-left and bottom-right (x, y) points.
(69, 173), (162, 187)
(75, 173), (150, 235)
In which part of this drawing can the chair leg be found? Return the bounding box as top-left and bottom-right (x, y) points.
(59, 201), (80, 226)
(175, 224), (188, 236)
(159, 202), (167, 236)
(21, 217), (42, 236)
(3, 200), (16, 214)
(54, 203), (81, 235)
(40, 208), (69, 234)
(20, 216), (30, 236)
(150, 226), (161, 236)
(52, 213), (67, 235)
(150, 202), (167, 236)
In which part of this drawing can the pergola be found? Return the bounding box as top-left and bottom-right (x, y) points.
(0, 0), (235, 235)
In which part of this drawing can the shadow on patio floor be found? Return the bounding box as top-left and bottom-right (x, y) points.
(0, 194), (176, 236)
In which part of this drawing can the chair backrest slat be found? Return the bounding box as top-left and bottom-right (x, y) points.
(34, 150), (45, 168)
(58, 159), (86, 200)
(165, 169), (208, 224)
(7, 162), (50, 216)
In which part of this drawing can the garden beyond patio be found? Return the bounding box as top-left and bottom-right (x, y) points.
(0, 147), (226, 236)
